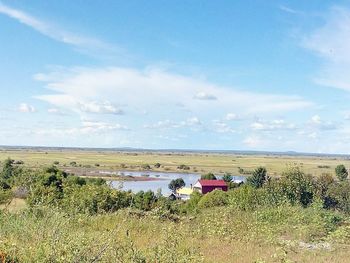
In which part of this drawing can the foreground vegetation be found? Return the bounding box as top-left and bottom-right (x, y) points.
(2, 158), (350, 262)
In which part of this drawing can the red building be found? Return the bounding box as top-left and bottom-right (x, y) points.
(193, 179), (228, 194)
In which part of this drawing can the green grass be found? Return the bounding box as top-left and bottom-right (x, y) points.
(1, 204), (350, 262)
(0, 149), (347, 177)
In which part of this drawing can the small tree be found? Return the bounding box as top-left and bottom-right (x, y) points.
(154, 163), (161, 168)
(141, 164), (151, 170)
(335, 164), (348, 181)
(247, 167), (267, 188)
(168, 178), (185, 193)
(222, 172), (233, 183)
(201, 173), (217, 180)
(1, 158), (15, 180)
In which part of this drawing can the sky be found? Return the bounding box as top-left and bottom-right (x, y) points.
(1, 0), (350, 153)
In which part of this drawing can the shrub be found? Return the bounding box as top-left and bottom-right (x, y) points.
(183, 191), (202, 213)
(325, 181), (350, 212)
(247, 167), (268, 188)
(227, 185), (265, 211)
(201, 173), (216, 180)
(141, 164), (151, 170)
(177, 164), (190, 170)
(222, 172), (233, 183)
(132, 190), (158, 211)
(278, 166), (315, 207)
(197, 189), (228, 208)
(62, 184), (132, 214)
(335, 164), (348, 181)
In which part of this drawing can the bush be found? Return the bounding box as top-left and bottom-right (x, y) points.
(201, 173), (216, 180)
(222, 172), (233, 183)
(335, 164), (348, 181)
(197, 189), (228, 208)
(141, 164), (151, 170)
(247, 167), (268, 188)
(177, 164), (190, 170)
(278, 166), (315, 207)
(183, 191), (202, 213)
(132, 190), (158, 211)
(325, 181), (350, 212)
(61, 184), (132, 214)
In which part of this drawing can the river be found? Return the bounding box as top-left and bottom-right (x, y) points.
(106, 170), (247, 195)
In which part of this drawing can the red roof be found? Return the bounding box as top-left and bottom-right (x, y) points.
(198, 179), (227, 187)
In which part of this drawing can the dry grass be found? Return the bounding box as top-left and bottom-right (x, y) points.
(0, 149), (348, 177)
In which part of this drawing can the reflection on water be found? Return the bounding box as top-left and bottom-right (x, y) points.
(107, 171), (247, 195)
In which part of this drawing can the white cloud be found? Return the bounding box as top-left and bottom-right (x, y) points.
(18, 103), (35, 113)
(279, 5), (304, 15)
(311, 115), (321, 124)
(212, 120), (235, 133)
(193, 92), (217, 100)
(225, 113), (240, 121)
(183, 117), (201, 126)
(243, 136), (263, 148)
(79, 101), (124, 115)
(309, 115), (337, 130)
(35, 120), (128, 137)
(250, 119), (296, 131)
(34, 67), (312, 118)
(303, 6), (350, 91)
(143, 120), (180, 129)
(144, 117), (201, 130)
(0, 2), (115, 55)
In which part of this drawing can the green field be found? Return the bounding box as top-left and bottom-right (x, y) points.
(0, 149), (348, 177)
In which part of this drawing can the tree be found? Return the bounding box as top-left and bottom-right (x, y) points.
(1, 158), (15, 180)
(168, 178), (185, 193)
(222, 172), (233, 183)
(335, 164), (348, 181)
(247, 167), (267, 188)
(154, 163), (161, 168)
(279, 166), (315, 207)
(141, 164), (151, 170)
(201, 173), (217, 180)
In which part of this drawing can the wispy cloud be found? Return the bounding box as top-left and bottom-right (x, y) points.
(0, 1), (118, 56)
(302, 6), (350, 91)
(18, 103), (35, 113)
(34, 66), (313, 118)
(279, 5), (304, 15)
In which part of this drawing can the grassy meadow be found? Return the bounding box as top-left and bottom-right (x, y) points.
(2, 149), (350, 262)
(0, 149), (348, 177)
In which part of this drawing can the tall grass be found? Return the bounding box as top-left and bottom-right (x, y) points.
(1, 204), (349, 262)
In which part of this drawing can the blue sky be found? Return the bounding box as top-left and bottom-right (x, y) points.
(1, 0), (350, 153)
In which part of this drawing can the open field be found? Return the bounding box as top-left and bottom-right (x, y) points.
(0, 148), (349, 177)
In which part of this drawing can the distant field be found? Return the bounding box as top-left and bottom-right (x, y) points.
(0, 149), (349, 177)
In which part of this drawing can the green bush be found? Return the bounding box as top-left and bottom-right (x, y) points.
(132, 190), (158, 211)
(200, 173), (216, 180)
(197, 189), (228, 208)
(61, 184), (132, 214)
(278, 166), (315, 206)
